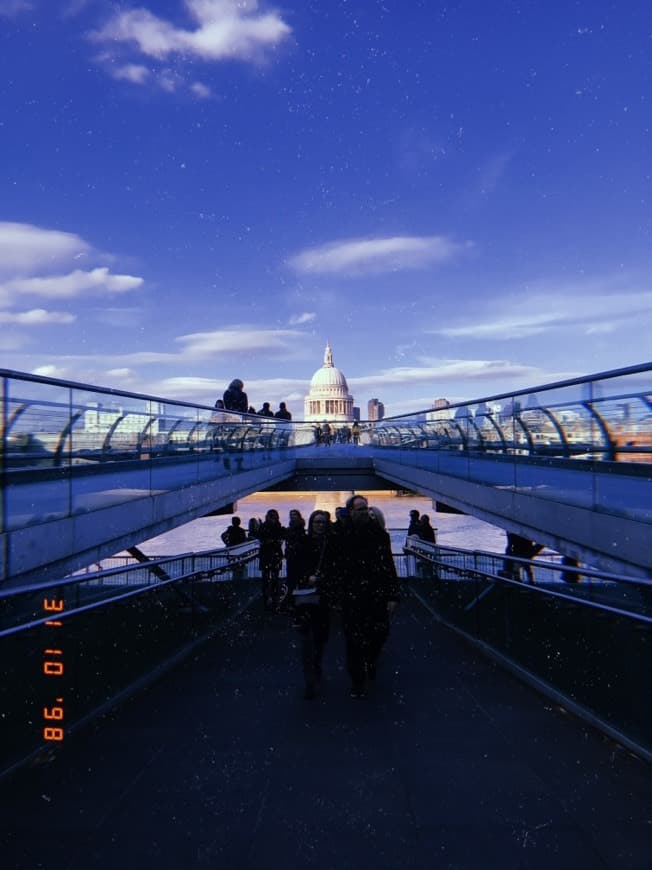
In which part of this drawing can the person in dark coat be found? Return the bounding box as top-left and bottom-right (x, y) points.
(340, 494), (400, 698)
(283, 509), (307, 603)
(500, 532), (542, 584)
(258, 402), (275, 417)
(407, 509), (421, 536)
(275, 402), (292, 420)
(246, 517), (260, 539)
(292, 510), (341, 700)
(256, 509), (286, 609)
(221, 516), (247, 547)
(222, 379), (248, 413)
(561, 555), (581, 584)
(221, 516), (248, 580)
(418, 514), (436, 543)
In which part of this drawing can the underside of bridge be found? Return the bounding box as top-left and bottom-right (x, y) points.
(264, 456), (398, 492)
(372, 458), (650, 579)
(3, 450), (649, 589)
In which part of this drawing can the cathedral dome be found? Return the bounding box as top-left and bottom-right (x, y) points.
(309, 362), (349, 393)
(304, 342), (354, 422)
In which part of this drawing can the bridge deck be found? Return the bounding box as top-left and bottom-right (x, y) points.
(2, 595), (650, 870)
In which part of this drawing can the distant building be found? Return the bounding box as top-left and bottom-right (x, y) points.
(367, 398), (385, 421)
(304, 342), (355, 422)
(426, 397), (452, 422)
(83, 402), (164, 435)
(353, 406), (361, 421)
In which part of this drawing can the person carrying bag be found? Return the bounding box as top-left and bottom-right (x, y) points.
(293, 510), (339, 700)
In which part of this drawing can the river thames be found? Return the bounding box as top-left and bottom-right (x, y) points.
(133, 490), (508, 557)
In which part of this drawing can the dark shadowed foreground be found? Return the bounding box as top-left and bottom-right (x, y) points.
(2, 595), (650, 870)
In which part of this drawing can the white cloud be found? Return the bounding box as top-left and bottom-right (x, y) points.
(154, 373), (308, 405)
(90, 0), (291, 63)
(433, 287), (652, 340)
(0, 267), (144, 300)
(0, 308), (76, 325)
(106, 367), (134, 377)
(111, 64), (151, 84)
(190, 81), (213, 99)
(349, 359), (540, 392)
(0, 222), (89, 274)
(32, 364), (68, 378)
(176, 325), (304, 358)
(159, 71), (180, 93)
(288, 312), (316, 325)
(288, 235), (470, 276)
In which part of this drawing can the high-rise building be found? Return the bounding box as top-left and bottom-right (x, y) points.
(367, 398), (385, 421)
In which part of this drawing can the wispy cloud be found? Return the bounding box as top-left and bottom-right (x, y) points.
(0, 222), (89, 274)
(111, 64), (151, 85)
(90, 0), (291, 65)
(288, 235), (470, 276)
(176, 325), (305, 358)
(433, 284), (652, 340)
(0, 222), (145, 330)
(348, 358), (579, 416)
(190, 81), (213, 99)
(1, 267), (144, 300)
(0, 309), (76, 325)
(350, 359), (541, 392)
(155, 373), (307, 404)
(32, 364), (67, 378)
(288, 312), (316, 325)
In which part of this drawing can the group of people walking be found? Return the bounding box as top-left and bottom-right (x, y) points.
(219, 379), (292, 420)
(223, 496), (400, 701)
(312, 421), (360, 446)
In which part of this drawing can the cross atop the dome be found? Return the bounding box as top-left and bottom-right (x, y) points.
(323, 341), (334, 368)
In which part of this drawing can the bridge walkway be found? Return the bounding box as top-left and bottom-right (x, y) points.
(2, 593), (650, 870)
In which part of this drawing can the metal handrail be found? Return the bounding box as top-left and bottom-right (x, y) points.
(4, 533), (650, 641)
(403, 537), (652, 623)
(0, 541), (261, 637)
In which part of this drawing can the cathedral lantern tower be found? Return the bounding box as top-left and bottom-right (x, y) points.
(304, 342), (354, 422)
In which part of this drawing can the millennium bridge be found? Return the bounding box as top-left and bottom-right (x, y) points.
(1, 363), (650, 869)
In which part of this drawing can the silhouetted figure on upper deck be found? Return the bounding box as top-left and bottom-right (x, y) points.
(258, 402), (275, 417)
(222, 379), (248, 413)
(275, 402), (292, 420)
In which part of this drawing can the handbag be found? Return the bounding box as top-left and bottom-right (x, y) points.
(292, 587), (321, 606)
(292, 537), (326, 606)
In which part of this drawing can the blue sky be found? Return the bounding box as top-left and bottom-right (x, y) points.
(1, 0), (650, 416)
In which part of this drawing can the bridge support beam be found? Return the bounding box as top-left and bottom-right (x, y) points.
(374, 459), (651, 579)
(2, 460), (296, 591)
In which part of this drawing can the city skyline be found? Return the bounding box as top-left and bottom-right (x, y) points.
(1, 1), (651, 418)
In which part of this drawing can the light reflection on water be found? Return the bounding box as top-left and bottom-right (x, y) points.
(134, 490), (508, 556)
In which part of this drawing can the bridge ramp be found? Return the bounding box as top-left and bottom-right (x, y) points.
(3, 597), (650, 869)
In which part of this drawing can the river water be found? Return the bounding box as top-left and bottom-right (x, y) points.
(134, 490), (508, 557)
